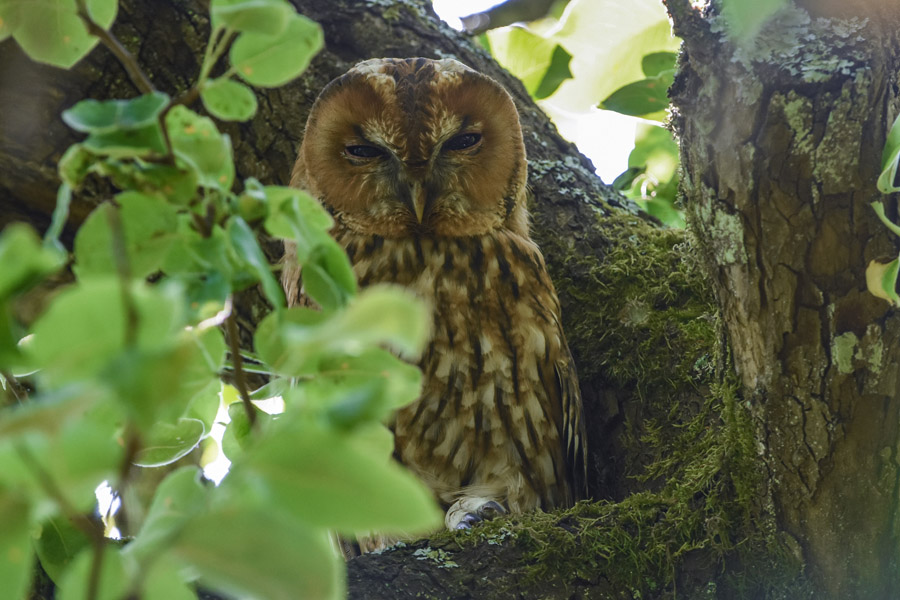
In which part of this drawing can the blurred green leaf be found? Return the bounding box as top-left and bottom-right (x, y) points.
(92, 160), (199, 205)
(263, 185), (333, 261)
(201, 77), (259, 121)
(0, 0), (23, 41)
(599, 70), (673, 118)
(58, 144), (96, 189)
(63, 92), (169, 158)
(486, 27), (571, 100)
(866, 257), (900, 306)
(302, 239), (357, 311)
(74, 193), (179, 280)
(9, 0), (117, 68)
(141, 556), (197, 600)
(63, 92), (169, 134)
(228, 216), (285, 306)
(878, 112), (900, 193)
(172, 504), (342, 600)
(165, 105), (235, 191)
(0, 223), (65, 301)
(27, 279), (183, 386)
(124, 467), (208, 566)
(230, 13), (323, 87)
(34, 516), (91, 584)
(720, 0), (787, 43)
(255, 286), (427, 376)
(872, 201), (900, 238)
(57, 545), (128, 600)
(225, 418), (441, 534)
(0, 487), (32, 600)
(641, 51), (677, 77)
(211, 0), (292, 35)
(133, 418), (206, 467)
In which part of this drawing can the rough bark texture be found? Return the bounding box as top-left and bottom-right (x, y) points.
(668, 0), (900, 597)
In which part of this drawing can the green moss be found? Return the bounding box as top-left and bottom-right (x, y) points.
(470, 211), (809, 597)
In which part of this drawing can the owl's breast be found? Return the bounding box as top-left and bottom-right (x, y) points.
(335, 228), (572, 510)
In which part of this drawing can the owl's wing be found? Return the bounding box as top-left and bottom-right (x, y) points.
(553, 344), (588, 503)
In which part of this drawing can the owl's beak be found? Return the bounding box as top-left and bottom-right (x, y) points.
(410, 181), (427, 223)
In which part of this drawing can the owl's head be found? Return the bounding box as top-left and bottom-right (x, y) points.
(293, 57), (529, 238)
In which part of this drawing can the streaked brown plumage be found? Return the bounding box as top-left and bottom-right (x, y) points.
(284, 57), (585, 526)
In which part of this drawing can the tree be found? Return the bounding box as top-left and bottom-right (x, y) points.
(0, 0), (896, 598)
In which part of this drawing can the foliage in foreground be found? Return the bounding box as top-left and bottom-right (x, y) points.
(0, 1), (442, 599)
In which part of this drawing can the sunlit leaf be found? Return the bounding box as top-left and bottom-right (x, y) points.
(228, 216), (285, 306)
(134, 419), (206, 467)
(9, 0), (117, 68)
(230, 13), (323, 87)
(210, 0), (292, 35)
(877, 113), (900, 194)
(201, 77), (259, 121)
(866, 258), (900, 306)
(63, 92), (169, 158)
(263, 185), (333, 261)
(486, 27), (571, 99)
(302, 239), (357, 311)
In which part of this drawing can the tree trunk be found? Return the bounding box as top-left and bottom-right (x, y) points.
(668, 1), (900, 596)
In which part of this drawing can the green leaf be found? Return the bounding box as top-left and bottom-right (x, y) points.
(10, 0), (117, 68)
(165, 105), (235, 191)
(878, 112), (900, 194)
(58, 144), (96, 189)
(124, 467), (208, 566)
(230, 13), (323, 87)
(201, 77), (259, 121)
(254, 285), (427, 376)
(872, 201), (900, 237)
(263, 186), (333, 261)
(63, 93), (170, 159)
(0, 223), (65, 301)
(141, 556), (197, 600)
(63, 92), (169, 134)
(0, 0), (23, 41)
(57, 546), (129, 600)
(224, 419), (441, 533)
(0, 487), (32, 600)
(599, 70), (674, 118)
(641, 51), (677, 77)
(34, 516), (91, 584)
(227, 216), (285, 307)
(73, 193), (178, 280)
(133, 419), (206, 467)
(866, 258), (900, 306)
(302, 240), (357, 311)
(720, 0), (787, 43)
(92, 160), (199, 205)
(210, 0), (293, 35)
(533, 44), (573, 100)
(485, 27), (568, 99)
(172, 505), (343, 600)
(27, 279), (184, 386)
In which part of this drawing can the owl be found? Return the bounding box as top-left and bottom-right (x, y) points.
(283, 57), (586, 529)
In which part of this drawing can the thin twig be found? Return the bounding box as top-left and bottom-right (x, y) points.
(106, 202), (139, 346)
(225, 300), (257, 427)
(74, 0), (155, 95)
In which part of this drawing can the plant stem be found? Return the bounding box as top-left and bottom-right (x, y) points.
(74, 0), (155, 95)
(225, 301), (257, 427)
(106, 202), (139, 346)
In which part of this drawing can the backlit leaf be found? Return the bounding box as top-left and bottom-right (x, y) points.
(10, 0), (117, 68)
(201, 77), (259, 121)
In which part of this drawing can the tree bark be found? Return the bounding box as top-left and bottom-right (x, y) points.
(668, 1), (900, 597)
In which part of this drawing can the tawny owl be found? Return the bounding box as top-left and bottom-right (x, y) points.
(283, 57), (586, 528)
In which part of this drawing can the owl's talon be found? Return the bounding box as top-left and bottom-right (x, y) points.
(445, 497), (506, 530)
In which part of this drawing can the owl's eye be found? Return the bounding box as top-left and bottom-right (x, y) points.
(345, 145), (385, 158)
(443, 132), (482, 151)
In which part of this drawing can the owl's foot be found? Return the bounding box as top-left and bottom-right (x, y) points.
(445, 497), (506, 530)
